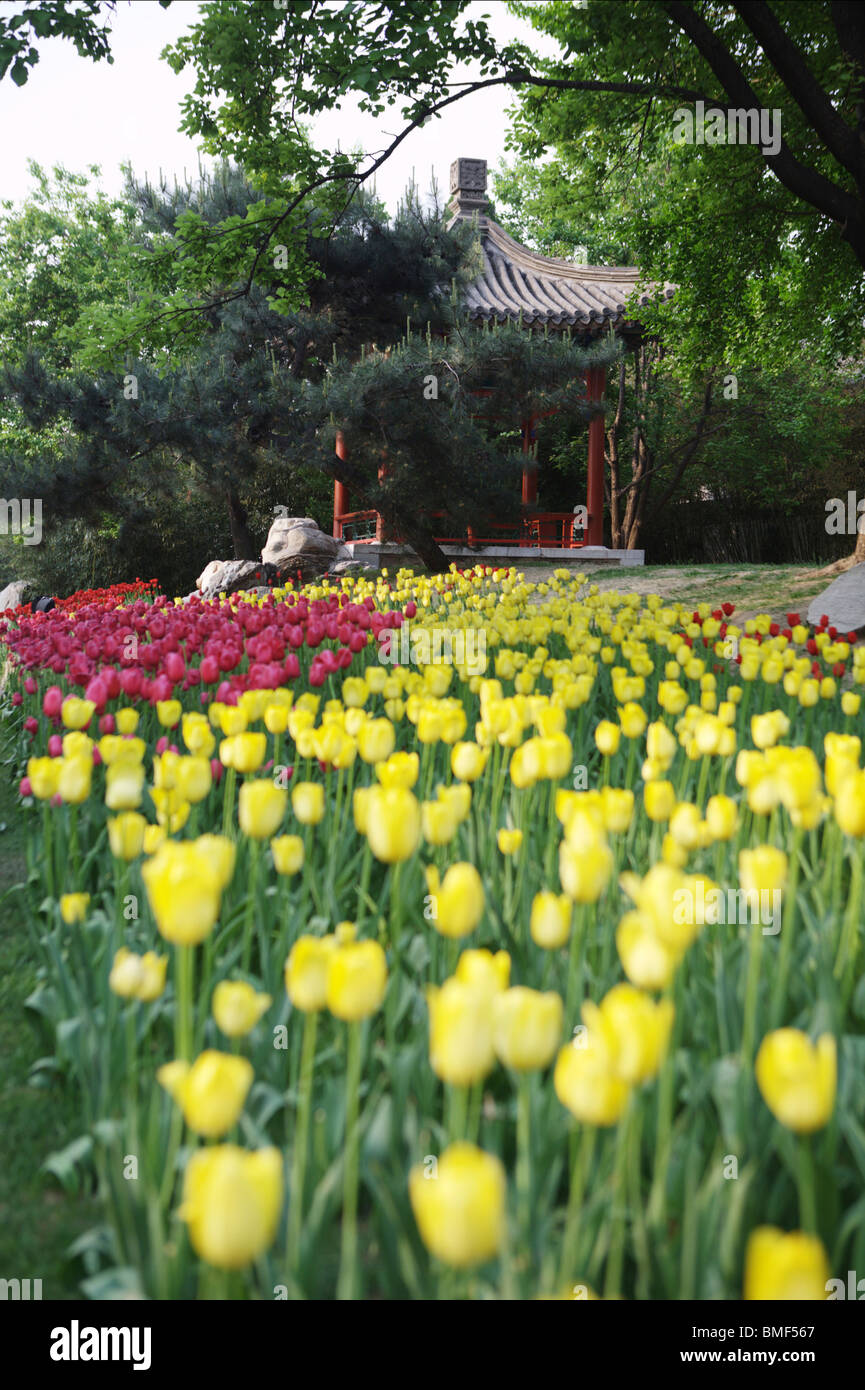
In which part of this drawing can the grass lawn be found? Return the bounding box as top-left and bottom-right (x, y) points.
(0, 734), (100, 1299)
(519, 561), (836, 626)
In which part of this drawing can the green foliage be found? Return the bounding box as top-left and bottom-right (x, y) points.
(0, 0), (136, 86)
(500, 0), (865, 373)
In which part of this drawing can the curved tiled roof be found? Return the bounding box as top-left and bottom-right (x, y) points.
(458, 216), (675, 334)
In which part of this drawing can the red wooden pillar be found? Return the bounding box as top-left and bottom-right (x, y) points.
(333, 430), (349, 539)
(375, 454), (388, 542)
(585, 366), (606, 547)
(521, 415), (538, 505)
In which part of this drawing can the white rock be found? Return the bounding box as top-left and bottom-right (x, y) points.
(0, 579), (30, 611)
(806, 563), (865, 633)
(196, 559), (261, 600)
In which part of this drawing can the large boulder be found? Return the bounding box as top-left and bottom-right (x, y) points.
(196, 559), (262, 601)
(0, 579), (31, 612)
(806, 563), (865, 633)
(262, 516), (351, 579)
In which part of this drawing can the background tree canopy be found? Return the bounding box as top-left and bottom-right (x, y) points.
(0, 0), (863, 589)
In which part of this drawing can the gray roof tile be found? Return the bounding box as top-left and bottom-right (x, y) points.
(454, 216), (675, 332)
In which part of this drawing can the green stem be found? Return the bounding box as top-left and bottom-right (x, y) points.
(797, 1135), (817, 1234)
(769, 826), (804, 1029)
(175, 944), (194, 1062)
(604, 1098), (632, 1299)
(286, 1009), (318, 1279)
(559, 1124), (596, 1289)
(516, 1071), (532, 1253)
(336, 1021), (363, 1300)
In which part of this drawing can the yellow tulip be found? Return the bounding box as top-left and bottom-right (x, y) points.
(375, 750), (419, 789)
(149, 786), (190, 833)
(739, 845), (788, 903)
(834, 769), (865, 836)
(263, 703), (290, 735)
(529, 891), (572, 950)
(553, 1034), (630, 1127)
(183, 712), (215, 756)
(142, 824), (166, 855)
(755, 1029), (836, 1133)
(600, 786), (634, 833)
(426, 978), (495, 1085)
(105, 762), (145, 810)
(705, 793), (738, 841)
(179, 1145), (283, 1270)
(107, 811), (147, 861)
(136, 950), (168, 1002)
(285, 935), (338, 1012)
(172, 756), (212, 804)
(365, 786), (421, 863)
(497, 827), (523, 855)
(454, 948), (511, 997)
(493, 987), (563, 1071)
(212, 981), (272, 1037)
(57, 753), (92, 804)
(669, 801), (701, 850)
(743, 1227), (830, 1301)
(217, 704), (247, 736)
(142, 841), (222, 945)
(616, 909), (679, 992)
(291, 780), (325, 826)
(270, 833), (304, 875)
(357, 718), (396, 764)
(109, 947), (167, 1001)
(326, 939), (388, 1020)
(115, 707), (140, 735)
(108, 948), (143, 998)
(155, 699), (182, 728)
(425, 862), (485, 938)
(618, 702), (647, 739)
(195, 833), (236, 888)
(646, 720), (677, 766)
(27, 756), (61, 800)
(158, 1050), (253, 1137)
(61, 696), (95, 730)
(409, 1142), (505, 1268)
(644, 780), (675, 822)
(450, 741), (489, 782)
(59, 892), (90, 924)
(594, 721), (621, 756)
(422, 799), (459, 846)
(436, 782), (471, 823)
(239, 779), (287, 839)
(559, 840), (613, 903)
(582, 983), (674, 1084)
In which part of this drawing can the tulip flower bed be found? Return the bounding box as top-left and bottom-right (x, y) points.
(2, 566), (865, 1301)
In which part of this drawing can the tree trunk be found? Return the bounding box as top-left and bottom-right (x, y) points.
(804, 522), (865, 579)
(225, 486), (259, 560)
(383, 506), (451, 573)
(606, 359), (627, 548)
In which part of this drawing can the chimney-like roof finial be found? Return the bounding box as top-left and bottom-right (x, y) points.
(448, 157), (488, 220)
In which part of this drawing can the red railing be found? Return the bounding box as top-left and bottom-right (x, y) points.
(335, 509), (587, 549)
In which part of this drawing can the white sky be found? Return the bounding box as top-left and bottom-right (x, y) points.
(0, 0), (562, 212)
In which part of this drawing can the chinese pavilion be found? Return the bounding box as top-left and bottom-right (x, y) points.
(332, 157), (674, 554)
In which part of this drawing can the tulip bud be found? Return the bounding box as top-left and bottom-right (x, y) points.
(179, 1145), (283, 1270)
(409, 1142), (505, 1268)
(743, 1227), (830, 1301)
